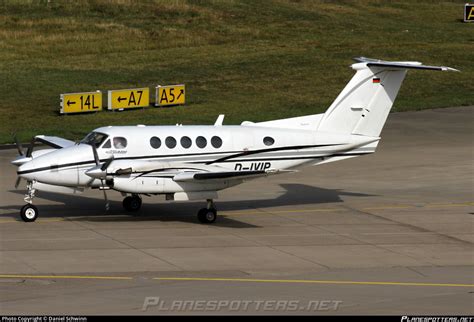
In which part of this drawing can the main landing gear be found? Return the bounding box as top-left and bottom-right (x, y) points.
(197, 199), (217, 224)
(123, 194), (142, 212)
(20, 181), (38, 222)
(21, 204), (38, 222)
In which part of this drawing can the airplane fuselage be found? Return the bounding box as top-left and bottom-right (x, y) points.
(17, 125), (376, 194)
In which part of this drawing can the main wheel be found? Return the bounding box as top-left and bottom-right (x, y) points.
(123, 196), (142, 212)
(197, 208), (217, 224)
(20, 204), (38, 222)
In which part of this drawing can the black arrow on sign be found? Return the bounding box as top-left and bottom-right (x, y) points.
(67, 100), (76, 106)
(176, 89), (184, 100)
(117, 96), (126, 102)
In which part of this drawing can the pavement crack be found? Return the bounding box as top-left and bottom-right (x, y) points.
(406, 266), (428, 277)
(341, 204), (473, 246)
(68, 220), (185, 271)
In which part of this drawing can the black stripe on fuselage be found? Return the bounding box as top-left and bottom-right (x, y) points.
(190, 152), (371, 164)
(195, 170), (265, 180)
(17, 160), (96, 175)
(18, 151), (371, 176)
(125, 153), (373, 177)
(122, 153), (372, 179)
(18, 151), (372, 178)
(17, 143), (342, 175)
(134, 167), (205, 179)
(205, 144), (343, 165)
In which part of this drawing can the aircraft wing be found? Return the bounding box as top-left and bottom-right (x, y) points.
(102, 159), (294, 182)
(35, 135), (75, 149)
(172, 169), (294, 182)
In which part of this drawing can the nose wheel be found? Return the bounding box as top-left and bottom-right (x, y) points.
(20, 204), (38, 222)
(20, 181), (38, 222)
(123, 194), (142, 212)
(197, 199), (217, 224)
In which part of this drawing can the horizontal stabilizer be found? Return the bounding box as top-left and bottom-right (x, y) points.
(353, 57), (459, 72)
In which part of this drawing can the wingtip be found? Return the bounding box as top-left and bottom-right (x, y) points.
(442, 67), (460, 72)
(353, 56), (380, 63)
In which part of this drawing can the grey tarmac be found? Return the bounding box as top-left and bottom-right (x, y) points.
(0, 106), (473, 315)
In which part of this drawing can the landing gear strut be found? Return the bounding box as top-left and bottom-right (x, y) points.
(197, 199), (217, 224)
(20, 181), (38, 222)
(123, 194), (142, 212)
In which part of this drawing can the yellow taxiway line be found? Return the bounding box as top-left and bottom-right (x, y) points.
(0, 274), (471, 287)
(0, 274), (132, 280)
(152, 277), (474, 288)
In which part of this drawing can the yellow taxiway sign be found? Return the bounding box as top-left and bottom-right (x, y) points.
(156, 84), (185, 107)
(108, 87), (149, 110)
(60, 91), (102, 114)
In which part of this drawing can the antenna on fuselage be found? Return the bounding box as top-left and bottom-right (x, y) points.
(214, 114), (225, 126)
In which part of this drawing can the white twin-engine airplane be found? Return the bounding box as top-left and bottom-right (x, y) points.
(12, 57), (458, 223)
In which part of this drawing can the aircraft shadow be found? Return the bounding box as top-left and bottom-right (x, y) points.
(2, 184), (373, 228)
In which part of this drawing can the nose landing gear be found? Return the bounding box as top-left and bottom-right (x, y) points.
(20, 181), (38, 222)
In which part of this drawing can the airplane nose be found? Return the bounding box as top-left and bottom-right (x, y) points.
(17, 162), (36, 181)
(16, 144), (93, 186)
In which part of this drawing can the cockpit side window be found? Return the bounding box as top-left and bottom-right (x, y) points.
(113, 137), (127, 149)
(81, 132), (108, 148)
(102, 139), (111, 149)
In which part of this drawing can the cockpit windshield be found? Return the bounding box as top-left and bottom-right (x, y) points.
(81, 132), (108, 148)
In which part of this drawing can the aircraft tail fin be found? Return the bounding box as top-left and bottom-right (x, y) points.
(317, 57), (458, 137)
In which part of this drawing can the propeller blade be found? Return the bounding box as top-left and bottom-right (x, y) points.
(91, 145), (100, 166)
(91, 145), (110, 211)
(101, 179), (110, 211)
(13, 135), (24, 156)
(101, 156), (114, 171)
(25, 137), (35, 158)
(14, 177), (21, 189)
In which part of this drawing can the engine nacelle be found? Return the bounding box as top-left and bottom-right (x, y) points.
(112, 176), (236, 194)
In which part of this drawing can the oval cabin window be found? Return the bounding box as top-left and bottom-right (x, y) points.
(196, 136), (207, 148)
(150, 137), (161, 149)
(263, 136), (275, 146)
(211, 136), (222, 148)
(181, 136), (192, 149)
(165, 136), (177, 149)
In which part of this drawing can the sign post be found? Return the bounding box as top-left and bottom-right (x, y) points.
(155, 84), (185, 107)
(60, 91), (102, 114)
(107, 87), (150, 111)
